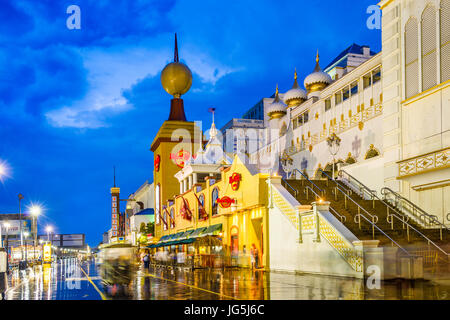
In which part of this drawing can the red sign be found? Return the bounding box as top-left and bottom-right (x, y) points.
(170, 150), (191, 168)
(154, 155), (160, 172)
(216, 196), (236, 208)
(229, 172), (241, 191)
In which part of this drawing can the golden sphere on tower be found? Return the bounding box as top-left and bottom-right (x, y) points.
(160, 62), (192, 98)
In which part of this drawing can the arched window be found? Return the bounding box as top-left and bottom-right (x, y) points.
(163, 209), (167, 231)
(211, 188), (219, 216)
(441, 0), (450, 83)
(155, 184), (160, 225)
(170, 208), (175, 229)
(422, 5), (437, 91)
(405, 18), (419, 98)
(198, 194), (205, 220)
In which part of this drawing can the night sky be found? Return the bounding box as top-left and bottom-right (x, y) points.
(0, 0), (381, 246)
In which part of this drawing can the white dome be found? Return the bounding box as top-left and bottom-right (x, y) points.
(284, 87), (307, 103)
(284, 70), (307, 105)
(304, 71), (332, 87)
(267, 85), (287, 119)
(304, 51), (332, 92)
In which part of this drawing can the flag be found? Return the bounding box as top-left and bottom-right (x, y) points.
(208, 107), (216, 113)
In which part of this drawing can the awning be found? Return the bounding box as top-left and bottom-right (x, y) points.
(178, 229), (195, 240)
(166, 232), (184, 241)
(190, 227), (207, 237)
(201, 224), (222, 237)
(158, 235), (170, 242)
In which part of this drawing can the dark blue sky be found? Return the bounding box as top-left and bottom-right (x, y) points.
(0, 0), (381, 246)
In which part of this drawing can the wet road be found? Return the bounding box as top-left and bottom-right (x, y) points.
(3, 258), (450, 300)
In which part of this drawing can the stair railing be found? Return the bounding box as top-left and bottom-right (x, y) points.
(291, 168), (324, 197)
(304, 185), (347, 224)
(381, 187), (449, 232)
(337, 170), (377, 208)
(282, 179), (298, 198)
(338, 171), (449, 256)
(319, 169), (379, 239)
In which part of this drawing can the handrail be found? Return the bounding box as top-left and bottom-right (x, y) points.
(339, 170), (449, 256)
(338, 170), (377, 203)
(303, 185), (346, 224)
(282, 179), (298, 198)
(381, 187), (449, 231)
(291, 168), (324, 196)
(329, 206), (347, 224)
(321, 170), (411, 256)
(319, 168), (378, 223)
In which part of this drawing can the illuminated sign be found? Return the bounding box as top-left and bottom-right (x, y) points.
(170, 150), (191, 168)
(216, 196), (236, 208)
(43, 243), (52, 263)
(154, 154), (161, 172)
(229, 172), (241, 191)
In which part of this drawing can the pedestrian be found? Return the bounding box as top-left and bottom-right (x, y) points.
(143, 251), (150, 271)
(254, 245), (259, 269)
(250, 244), (256, 270)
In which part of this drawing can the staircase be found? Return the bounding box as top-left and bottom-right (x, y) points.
(282, 169), (450, 273)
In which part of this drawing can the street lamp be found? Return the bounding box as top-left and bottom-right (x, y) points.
(24, 231), (29, 266)
(18, 193), (25, 270)
(3, 222), (10, 274)
(46, 226), (53, 243)
(326, 133), (341, 180)
(30, 205), (41, 263)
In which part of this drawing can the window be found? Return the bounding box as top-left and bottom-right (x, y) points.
(441, 0), (450, 83)
(357, 105), (360, 113)
(340, 114), (344, 121)
(155, 184), (160, 225)
(343, 87), (350, 101)
(335, 91), (342, 105)
(405, 18), (419, 98)
(348, 110), (352, 117)
(422, 5), (437, 91)
(198, 194), (205, 220)
(170, 208), (175, 229)
(303, 112), (309, 124)
(211, 188), (219, 216)
(350, 82), (358, 95)
(325, 98), (331, 112)
(372, 68), (381, 84)
(363, 73), (372, 89)
(163, 209), (167, 231)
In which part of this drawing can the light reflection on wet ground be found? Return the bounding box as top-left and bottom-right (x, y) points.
(3, 259), (450, 300)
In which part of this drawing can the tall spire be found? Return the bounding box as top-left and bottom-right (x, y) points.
(113, 166), (116, 187)
(174, 33), (179, 62)
(293, 68), (299, 88)
(314, 50), (321, 72)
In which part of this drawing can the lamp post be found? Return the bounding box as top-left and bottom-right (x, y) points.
(18, 193), (25, 269)
(326, 133), (341, 180)
(23, 231), (29, 266)
(4, 223), (10, 275)
(30, 206), (41, 263)
(46, 226), (53, 243)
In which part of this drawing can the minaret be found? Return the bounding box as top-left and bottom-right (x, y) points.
(151, 34), (203, 238)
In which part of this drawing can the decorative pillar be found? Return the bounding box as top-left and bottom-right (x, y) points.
(183, 179), (187, 193)
(311, 201), (330, 242)
(193, 172), (198, 185)
(188, 175), (193, 190)
(179, 181), (183, 194)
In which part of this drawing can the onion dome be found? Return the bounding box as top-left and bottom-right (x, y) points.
(267, 85), (287, 120)
(304, 51), (332, 93)
(283, 69), (307, 107)
(161, 33), (193, 98)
